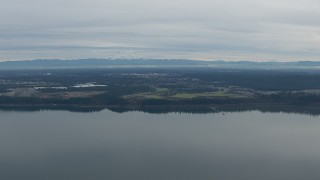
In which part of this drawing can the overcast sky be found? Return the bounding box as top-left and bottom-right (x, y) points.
(0, 0), (319, 61)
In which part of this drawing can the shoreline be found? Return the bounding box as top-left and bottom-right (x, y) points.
(0, 103), (319, 115)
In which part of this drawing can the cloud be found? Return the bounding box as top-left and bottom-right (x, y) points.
(0, 0), (319, 61)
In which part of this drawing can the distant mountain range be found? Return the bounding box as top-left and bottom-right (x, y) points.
(0, 59), (320, 69)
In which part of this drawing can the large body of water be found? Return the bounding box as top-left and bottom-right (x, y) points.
(1, 110), (320, 180)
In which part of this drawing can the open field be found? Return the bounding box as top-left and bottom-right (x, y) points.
(123, 88), (170, 99)
(0, 88), (106, 99)
(172, 91), (244, 99)
(124, 90), (247, 100)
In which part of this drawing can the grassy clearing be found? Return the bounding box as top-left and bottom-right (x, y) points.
(123, 93), (163, 99)
(124, 89), (244, 100)
(155, 88), (169, 92)
(172, 91), (236, 99)
(123, 88), (169, 99)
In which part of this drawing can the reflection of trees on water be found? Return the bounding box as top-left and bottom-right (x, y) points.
(1, 105), (320, 116)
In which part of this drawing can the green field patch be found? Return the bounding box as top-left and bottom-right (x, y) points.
(123, 88), (169, 99)
(155, 88), (169, 92)
(123, 93), (163, 99)
(124, 89), (245, 100)
(172, 91), (238, 99)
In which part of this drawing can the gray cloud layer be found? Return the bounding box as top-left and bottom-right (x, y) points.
(0, 0), (319, 61)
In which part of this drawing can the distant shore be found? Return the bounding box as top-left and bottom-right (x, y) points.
(1, 103), (320, 115)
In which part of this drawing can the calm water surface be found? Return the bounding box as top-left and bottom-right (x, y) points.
(1, 110), (320, 180)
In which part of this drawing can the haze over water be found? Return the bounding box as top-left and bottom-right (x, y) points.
(1, 110), (320, 180)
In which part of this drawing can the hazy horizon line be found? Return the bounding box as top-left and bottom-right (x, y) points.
(1, 58), (319, 63)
